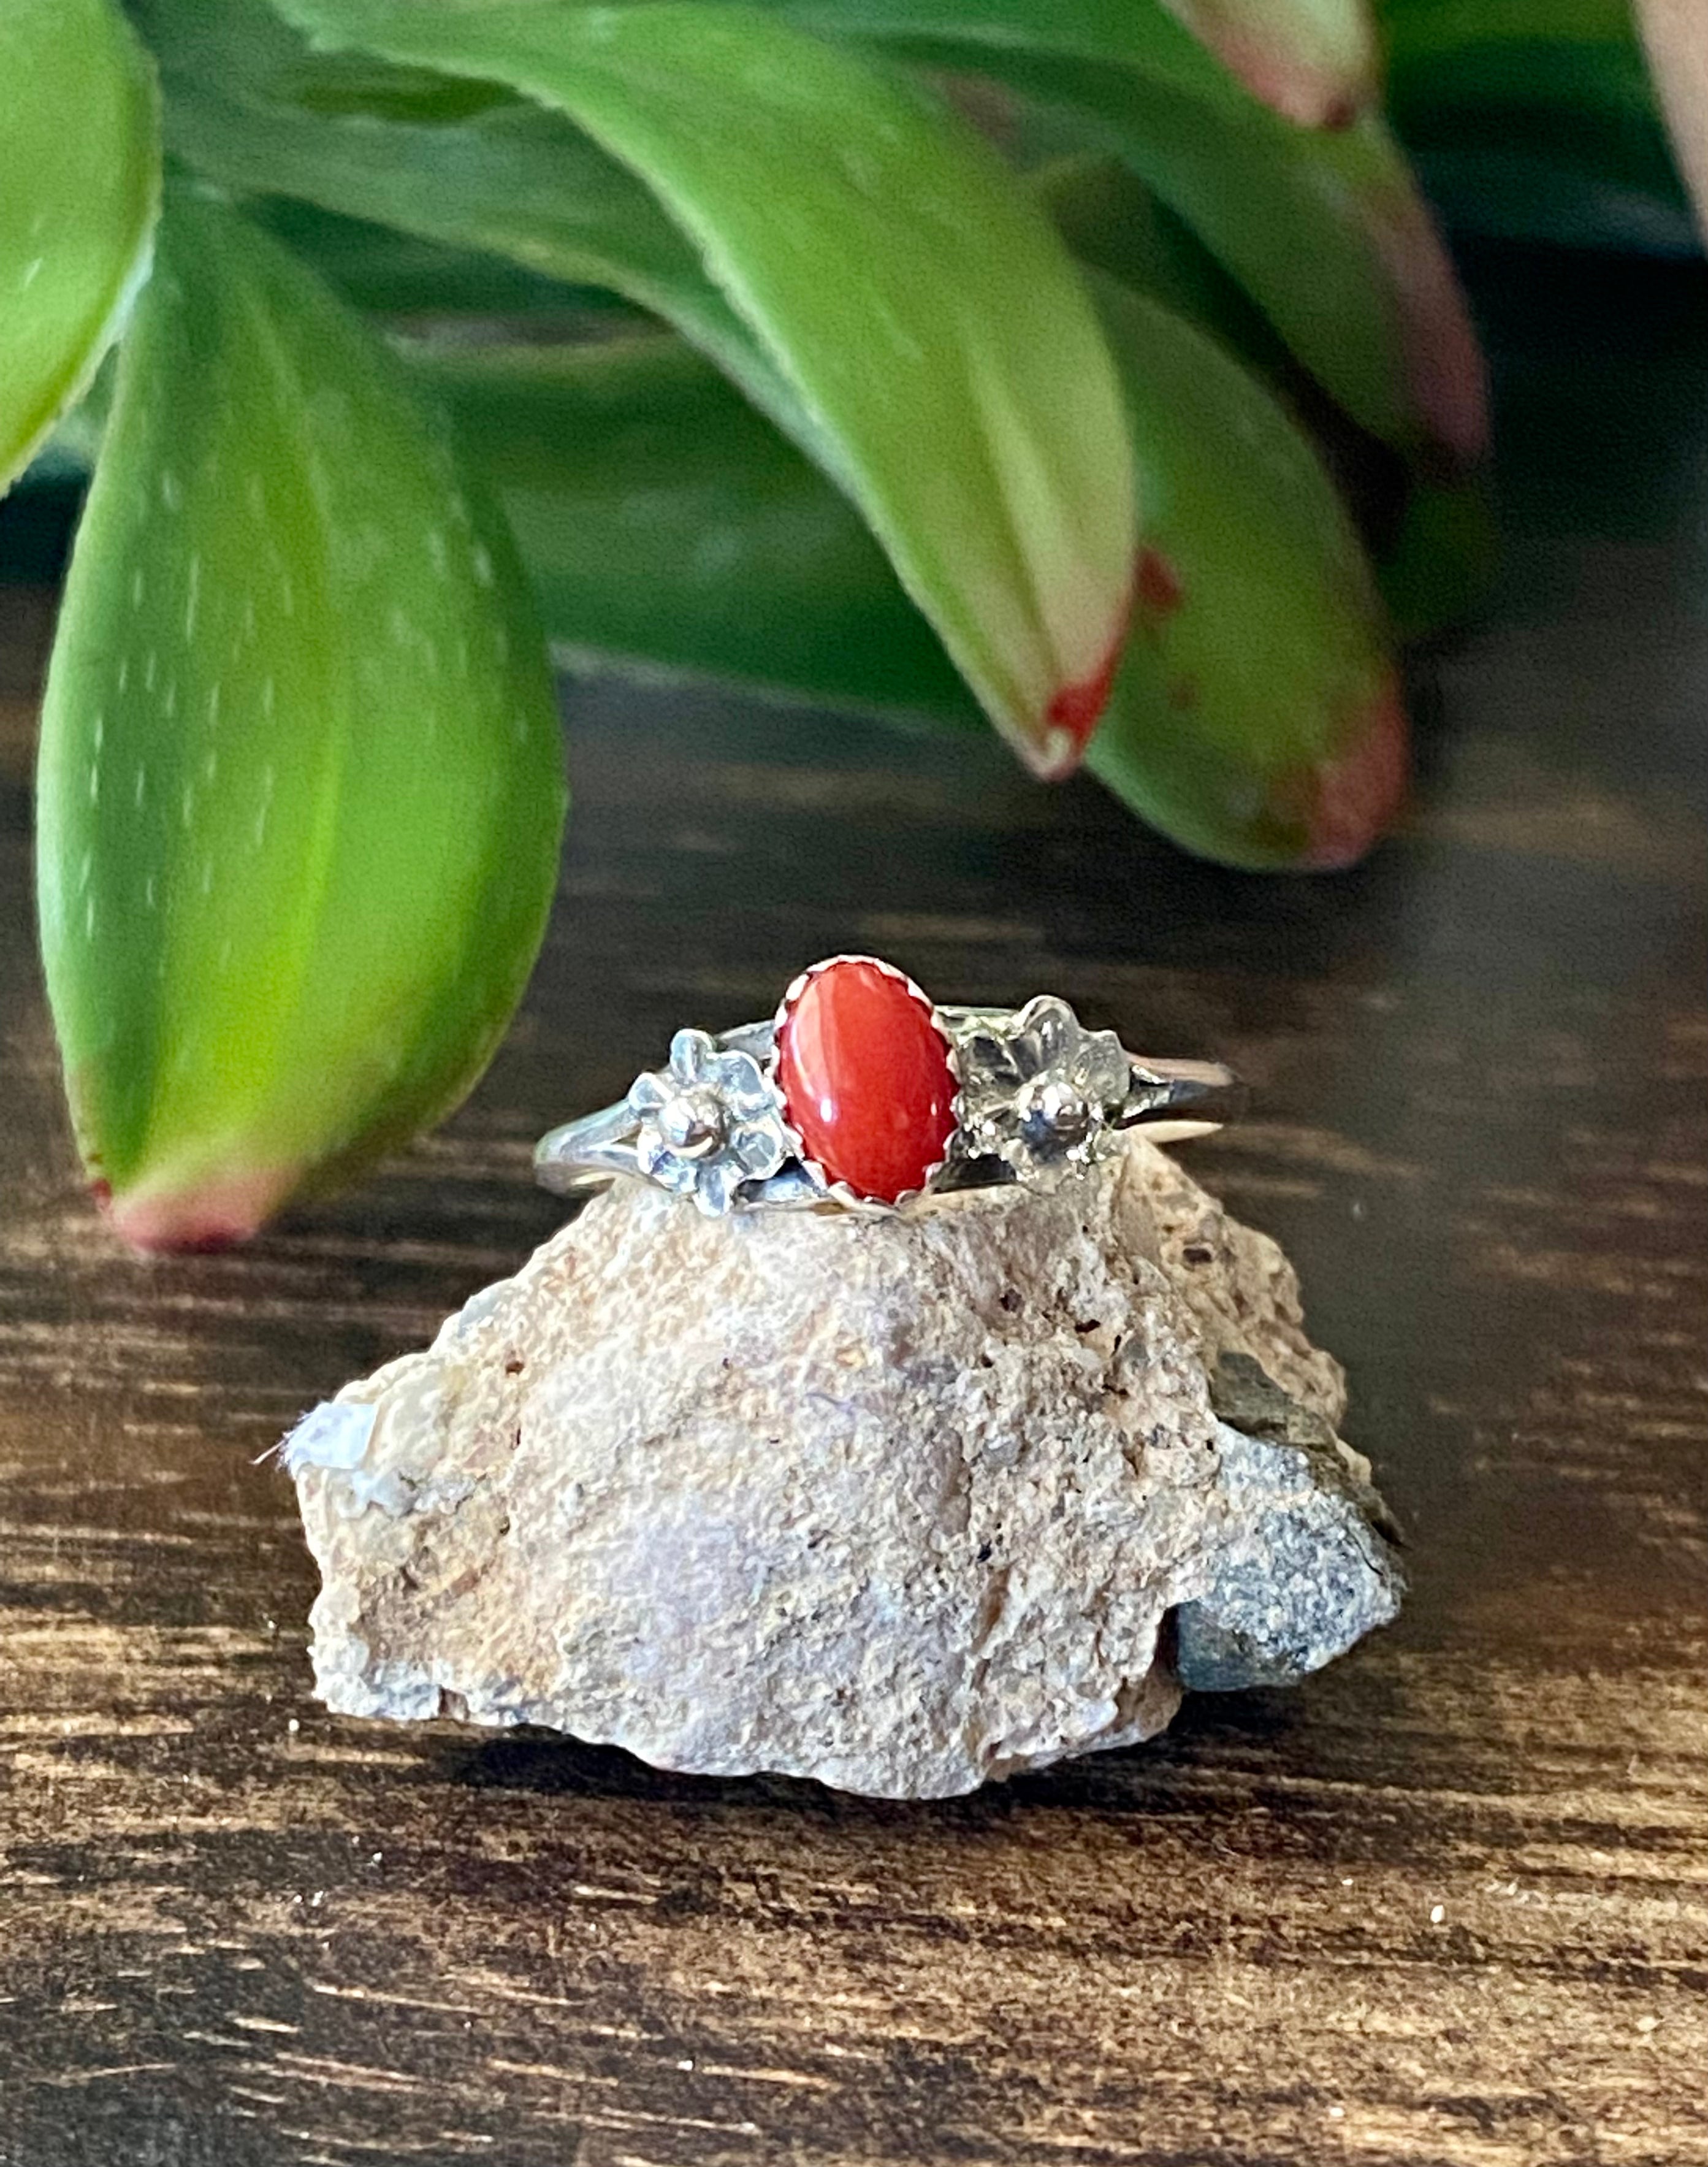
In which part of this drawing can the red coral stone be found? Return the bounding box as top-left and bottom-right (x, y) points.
(775, 958), (957, 1204)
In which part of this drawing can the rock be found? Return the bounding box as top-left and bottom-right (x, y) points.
(284, 1139), (1403, 1799)
(1174, 1353), (1403, 1692)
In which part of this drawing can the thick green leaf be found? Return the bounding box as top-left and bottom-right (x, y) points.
(133, 0), (804, 432)
(424, 294), (1401, 869)
(276, 0), (1138, 776)
(1043, 156), (1495, 638)
(755, 0), (1486, 462)
(702, 0), (1317, 104)
(1038, 156), (1289, 382)
(0, 0), (159, 495)
(730, 0), (1365, 116)
(422, 334), (977, 720)
(251, 197), (645, 322)
(1082, 277), (1403, 868)
(1376, 474), (1498, 639)
(37, 187), (566, 1249)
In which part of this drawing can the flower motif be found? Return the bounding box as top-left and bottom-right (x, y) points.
(955, 996), (1132, 1177)
(628, 1028), (788, 1215)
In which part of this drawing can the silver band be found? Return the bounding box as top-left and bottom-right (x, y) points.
(535, 963), (1241, 1218)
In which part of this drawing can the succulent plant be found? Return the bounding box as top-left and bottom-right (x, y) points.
(37, 182), (566, 1248)
(1, 0), (1689, 1244)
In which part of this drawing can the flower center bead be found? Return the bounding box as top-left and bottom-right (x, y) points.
(657, 1088), (728, 1161)
(774, 958), (957, 1204)
(1020, 1077), (1095, 1152)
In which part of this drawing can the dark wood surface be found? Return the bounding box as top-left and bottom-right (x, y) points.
(2, 245), (1706, 2166)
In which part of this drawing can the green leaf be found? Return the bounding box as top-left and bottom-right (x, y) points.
(791, 0), (1382, 128)
(1082, 276), (1404, 868)
(273, 0), (1138, 776)
(36, 186), (566, 1250)
(0, 0), (159, 496)
(1040, 156), (1493, 638)
(250, 196), (647, 323)
(1037, 155), (1289, 383)
(424, 291), (1401, 869)
(1375, 473), (1498, 640)
(133, 0), (802, 432)
(421, 332), (978, 720)
(752, 0), (1487, 462)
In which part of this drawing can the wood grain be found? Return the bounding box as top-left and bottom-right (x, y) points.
(1, 244), (1706, 2166)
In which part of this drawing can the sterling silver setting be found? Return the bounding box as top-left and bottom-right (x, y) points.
(955, 995), (1133, 1175)
(628, 1028), (790, 1216)
(535, 955), (1243, 1218)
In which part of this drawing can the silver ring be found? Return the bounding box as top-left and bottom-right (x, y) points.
(535, 954), (1243, 1217)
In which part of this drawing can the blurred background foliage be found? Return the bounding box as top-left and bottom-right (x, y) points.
(0, 0), (1698, 1244)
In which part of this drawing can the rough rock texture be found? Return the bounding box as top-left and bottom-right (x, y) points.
(286, 1140), (1403, 1798)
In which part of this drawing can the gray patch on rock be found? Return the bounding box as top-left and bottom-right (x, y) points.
(1171, 1352), (1406, 1692)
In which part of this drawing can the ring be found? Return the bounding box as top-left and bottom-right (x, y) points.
(535, 955), (1243, 1217)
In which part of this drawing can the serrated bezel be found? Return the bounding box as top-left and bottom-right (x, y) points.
(768, 953), (963, 1213)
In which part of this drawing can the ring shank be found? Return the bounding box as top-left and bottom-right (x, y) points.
(1118, 1057), (1247, 1142)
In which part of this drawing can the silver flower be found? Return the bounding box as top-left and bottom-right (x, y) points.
(955, 996), (1132, 1177)
(628, 1028), (788, 1215)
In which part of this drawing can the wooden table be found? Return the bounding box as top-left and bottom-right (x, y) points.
(2, 243), (1706, 2166)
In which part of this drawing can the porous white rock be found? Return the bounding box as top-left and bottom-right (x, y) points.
(286, 1139), (1401, 1798)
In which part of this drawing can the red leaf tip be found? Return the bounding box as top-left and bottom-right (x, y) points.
(1164, 1), (1375, 130)
(1287, 676), (1411, 869)
(102, 1165), (299, 1253)
(1038, 573), (1141, 778)
(1365, 188), (1491, 468)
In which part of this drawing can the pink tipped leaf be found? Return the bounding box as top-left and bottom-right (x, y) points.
(1161, 0), (1378, 128)
(36, 187), (566, 1248)
(420, 280), (1407, 869)
(748, 0), (1487, 464)
(278, 0), (1137, 776)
